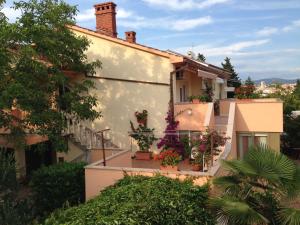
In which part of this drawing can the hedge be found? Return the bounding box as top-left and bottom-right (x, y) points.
(43, 175), (215, 225)
(30, 162), (86, 216)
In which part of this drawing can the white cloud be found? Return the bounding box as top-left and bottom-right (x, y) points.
(76, 8), (94, 22)
(282, 19), (300, 32)
(237, 0), (300, 10)
(256, 27), (278, 37)
(142, 0), (230, 11)
(0, 6), (21, 22)
(119, 16), (213, 31)
(170, 16), (212, 31)
(117, 8), (134, 19)
(76, 7), (133, 23)
(176, 39), (270, 56)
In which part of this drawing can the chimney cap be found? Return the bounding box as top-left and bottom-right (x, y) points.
(125, 31), (136, 36)
(94, 2), (116, 7)
(125, 31), (136, 43)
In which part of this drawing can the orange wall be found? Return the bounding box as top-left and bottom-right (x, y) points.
(174, 103), (208, 131)
(85, 167), (210, 200)
(235, 102), (283, 132)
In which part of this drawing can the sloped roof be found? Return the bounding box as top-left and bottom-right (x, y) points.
(69, 25), (231, 78)
(167, 50), (231, 78)
(69, 25), (183, 63)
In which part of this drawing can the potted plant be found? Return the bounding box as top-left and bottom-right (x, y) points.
(188, 94), (212, 104)
(188, 95), (199, 104)
(135, 110), (148, 126)
(130, 110), (157, 160)
(159, 149), (181, 171)
(191, 144), (206, 171)
(130, 124), (157, 160)
(180, 136), (193, 164)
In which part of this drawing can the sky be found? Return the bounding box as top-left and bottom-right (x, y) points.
(2, 0), (300, 80)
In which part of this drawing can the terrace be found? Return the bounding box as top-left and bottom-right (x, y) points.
(83, 98), (282, 199)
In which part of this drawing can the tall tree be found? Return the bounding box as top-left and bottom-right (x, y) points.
(0, 0), (101, 151)
(197, 53), (206, 62)
(245, 76), (254, 86)
(222, 57), (241, 88)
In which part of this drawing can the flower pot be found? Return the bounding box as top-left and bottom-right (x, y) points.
(192, 99), (200, 104)
(192, 164), (203, 172)
(160, 165), (178, 171)
(137, 119), (147, 126)
(135, 151), (152, 160)
(183, 158), (190, 165)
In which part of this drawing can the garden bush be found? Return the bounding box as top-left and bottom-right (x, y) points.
(44, 175), (215, 225)
(30, 162), (86, 216)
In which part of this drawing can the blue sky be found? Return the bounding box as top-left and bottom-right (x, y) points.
(2, 0), (300, 80)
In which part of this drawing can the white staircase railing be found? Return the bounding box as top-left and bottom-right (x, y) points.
(209, 102), (236, 176)
(63, 114), (119, 151)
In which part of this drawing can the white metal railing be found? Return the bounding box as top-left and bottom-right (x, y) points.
(64, 114), (116, 150)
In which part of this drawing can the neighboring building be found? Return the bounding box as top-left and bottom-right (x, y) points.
(0, 2), (283, 188)
(256, 81), (296, 96)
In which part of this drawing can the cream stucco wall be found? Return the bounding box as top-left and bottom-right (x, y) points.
(73, 30), (173, 84)
(235, 102), (283, 132)
(72, 30), (174, 149)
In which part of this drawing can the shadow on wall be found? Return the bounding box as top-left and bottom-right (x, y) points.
(80, 41), (172, 149)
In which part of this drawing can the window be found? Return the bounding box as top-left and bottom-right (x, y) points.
(238, 133), (268, 158)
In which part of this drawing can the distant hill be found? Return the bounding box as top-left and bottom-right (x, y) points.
(254, 78), (298, 85)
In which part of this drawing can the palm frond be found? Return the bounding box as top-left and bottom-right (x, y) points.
(245, 145), (296, 182)
(221, 159), (257, 176)
(277, 207), (300, 225)
(210, 196), (269, 225)
(285, 165), (300, 199)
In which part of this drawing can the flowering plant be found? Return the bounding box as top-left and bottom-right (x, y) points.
(191, 129), (228, 165)
(157, 105), (183, 155)
(135, 110), (148, 125)
(159, 150), (182, 166)
(235, 85), (259, 99)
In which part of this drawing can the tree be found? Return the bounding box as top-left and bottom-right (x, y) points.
(245, 76), (254, 86)
(0, 0), (101, 151)
(0, 151), (34, 225)
(197, 53), (206, 62)
(266, 81), (300, 150)
(222, 57), (241, 88)
(211, 145), (300, 225)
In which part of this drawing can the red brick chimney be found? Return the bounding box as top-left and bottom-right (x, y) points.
(94, 2), (117, 37)
(125, 31), (136, 43)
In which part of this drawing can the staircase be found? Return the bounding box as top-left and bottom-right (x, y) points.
(214, 116), (228, 135)
(210, 102), (236, 175)
(63, 115), (120, 163)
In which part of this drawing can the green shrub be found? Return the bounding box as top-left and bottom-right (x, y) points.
(30, 162), (86, 216)
(44, 175), (215, 225)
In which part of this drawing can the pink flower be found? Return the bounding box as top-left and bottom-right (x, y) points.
(199, 144), (206, 152)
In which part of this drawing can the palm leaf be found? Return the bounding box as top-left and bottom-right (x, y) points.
(221, 159), (257, 176)
(285, 165), (300, 199)
(278, 208), (300, 225)
(245, 145), (296, 182)
(210, 196), (269, 225)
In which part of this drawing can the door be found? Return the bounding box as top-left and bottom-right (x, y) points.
(176, 81), (188, 103)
